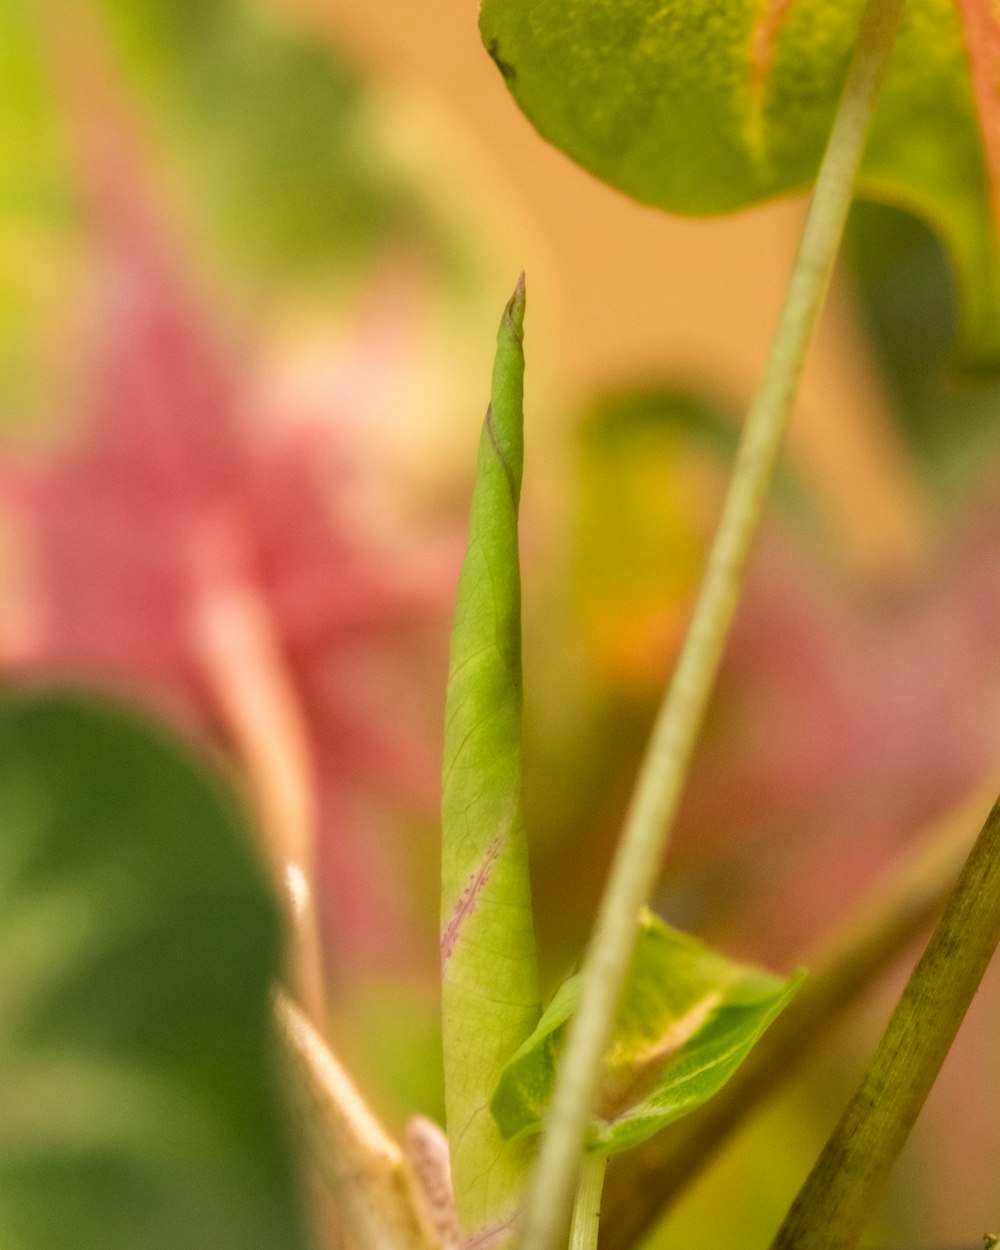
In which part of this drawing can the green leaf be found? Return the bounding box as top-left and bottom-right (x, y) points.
(440, 277), (541, 1242)
(479, 0), (1000, 364)
(846, 200), (1000, 488)
(0, 688), (309, 1250)
(491, 908), (804, 1155)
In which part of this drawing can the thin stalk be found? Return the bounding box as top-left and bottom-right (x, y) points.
(275, 990), (442, 1250)
(569, 1155), (607, 1250)
(192, 539), (326, 1026)
(600, 778), (997, 1250)
(514, 2), (907, 1247)
(770, 791), (1000, 1250)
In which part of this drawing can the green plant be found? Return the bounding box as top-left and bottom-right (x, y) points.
(4, 2), (1000, 1249)
(437, 1), (1000, 1247)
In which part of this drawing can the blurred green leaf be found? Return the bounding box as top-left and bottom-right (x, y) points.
(0, 1), (83, 428)
(0, 688), (309, 1250)
(440, 278), (540, 1242)
(91, 0), (450, 285)
(0, 0), (458, 425)
(846, 200), (1000, 490)
(479, 0), (1000, 363)
(491, 908), (804, 1155)
(574, 387), (736, 692)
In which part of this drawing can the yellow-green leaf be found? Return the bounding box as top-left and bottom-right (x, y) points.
(491, 909), (804, 1155)
(440, 277), (540, 1244)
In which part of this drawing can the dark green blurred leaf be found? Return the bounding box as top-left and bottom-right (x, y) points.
(491, 909), (803, 1155)
(846, 200), (1000, 491)
(0, 688), (310, 1250)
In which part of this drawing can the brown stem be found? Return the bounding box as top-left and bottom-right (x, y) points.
(275, 990), (442, 1250)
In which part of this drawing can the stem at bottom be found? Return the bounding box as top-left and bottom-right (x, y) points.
(275, 990), (441, 1250)
(568, 1155), (607, 1250)
(770, 792), (1000, 1250)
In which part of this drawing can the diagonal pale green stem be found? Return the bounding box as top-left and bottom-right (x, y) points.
(569, 1155), (606, 1250)
(770, 791), (1000, 1250)
(514, 2), (906, 1248)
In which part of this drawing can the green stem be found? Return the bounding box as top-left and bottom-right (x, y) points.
(514, 2), (906, 1248)
(568, 1155), (607, 1250)
(599, 779), (995, 1250)
(770, 792), (1000, 1250)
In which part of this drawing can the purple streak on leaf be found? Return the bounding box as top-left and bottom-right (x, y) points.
(441, 833), (506, 966)
(748, 0), (798, 101)
(463, 1210), (520, 1250)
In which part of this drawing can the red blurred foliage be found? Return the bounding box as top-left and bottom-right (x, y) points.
(677, 521), (1000, 963)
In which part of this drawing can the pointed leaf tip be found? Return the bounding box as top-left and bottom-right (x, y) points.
(506, 272), (526, 333)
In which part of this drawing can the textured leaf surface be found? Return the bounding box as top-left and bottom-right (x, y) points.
(480, 0), (1000, 362)
(491, 909), (804, 1154)
(440, 278), (540, 1243)
(0, 689), (309, 1250)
